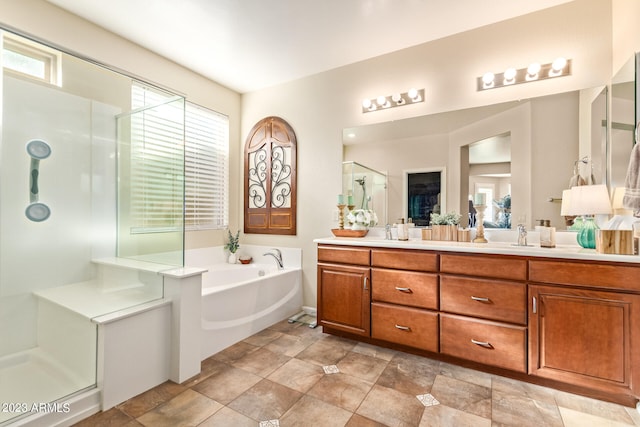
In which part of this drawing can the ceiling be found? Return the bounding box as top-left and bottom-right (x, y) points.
(47, 0), (573, 93)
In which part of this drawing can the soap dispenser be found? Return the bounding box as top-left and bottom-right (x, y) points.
(397, 218), (409, 241)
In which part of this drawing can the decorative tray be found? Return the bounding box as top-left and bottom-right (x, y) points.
(331, 228), (368, 238)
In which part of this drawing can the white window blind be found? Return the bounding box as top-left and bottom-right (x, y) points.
(131, 83), (229, 232)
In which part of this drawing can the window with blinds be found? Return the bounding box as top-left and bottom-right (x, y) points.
(131, 83), (229, 232)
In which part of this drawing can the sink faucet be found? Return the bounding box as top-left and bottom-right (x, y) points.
(263, 248), (284, 270)
(517, 224), (528, 246)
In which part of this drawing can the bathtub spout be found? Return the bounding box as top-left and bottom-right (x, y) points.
(263, 249), (284, 270)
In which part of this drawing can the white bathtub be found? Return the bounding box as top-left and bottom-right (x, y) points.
(198, 252), (303, 359)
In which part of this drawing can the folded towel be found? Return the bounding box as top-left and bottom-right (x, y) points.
(623, 142), (640, 215)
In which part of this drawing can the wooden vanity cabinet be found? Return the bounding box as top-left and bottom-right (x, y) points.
(317, 245), (371, 336)
(529, 260), (640, 399)
(439, 254), (527, 372)
(370, 249), (439, 352)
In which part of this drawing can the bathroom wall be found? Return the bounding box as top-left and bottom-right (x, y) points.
(240, 0), (615, 307)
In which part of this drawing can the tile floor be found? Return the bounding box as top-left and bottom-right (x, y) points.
(74, 319), (640, 426)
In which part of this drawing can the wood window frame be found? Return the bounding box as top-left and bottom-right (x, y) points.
(244, 116), (297, 235)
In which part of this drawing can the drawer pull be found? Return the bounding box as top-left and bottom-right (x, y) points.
(471, 339), (493, 349)
(395, 324), (411, 331)
(471, 296), (490, 302)
(395, 286), (413, 293)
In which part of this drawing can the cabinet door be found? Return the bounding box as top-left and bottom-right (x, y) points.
(318, 263), (370, 336)
(529, 284), (640, 395)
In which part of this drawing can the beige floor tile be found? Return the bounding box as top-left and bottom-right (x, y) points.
(356, 384), (426, 426)
(264, 332), (317, 357)
(192, 364), (262, 405)
(280, 395), (353, 426)
(296, 337), (354, 367)
(437, 361), (493, 388)
(72, 407), (139, 427)
(227, 378), (303, 421)
(231, 346), (291, 377)
(337, 351), (389, 383)
(211, 340), (260, 363)
(267, 358), (325, 393)
(554, 390), (636, 425)
(198, 406), (257, 427)
(307, 372), (374, 412)
(419, 404), (491, 427)
(117, 380), (187, 418)
(136, 389), (222, 427)
(345, 413), (388, 426)
(491, 375), (557, 405)
(559, 406), (637, 427)
(492, 388), (563, 427)
(242, 327), (283, 347)
(351, 341), (397, 361)
(376, 352), (439, 396)
(430, 374), (491, 419)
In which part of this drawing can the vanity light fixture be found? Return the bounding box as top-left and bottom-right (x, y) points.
(477, 57), (571, 91)
(361, 88), (425, 113)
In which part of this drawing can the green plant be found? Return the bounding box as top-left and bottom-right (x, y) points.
(224, 229), (240, 253)
(430, 211), (461, 226)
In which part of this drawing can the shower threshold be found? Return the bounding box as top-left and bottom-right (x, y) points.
(0, 348), (94, 425)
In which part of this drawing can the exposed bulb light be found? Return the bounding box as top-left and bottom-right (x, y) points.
(482, 72), (495, 88)
(551, 57), (567, 71)
(503, 68), (517, 84)
(478, 57), (571, 91)
(361, 88), (425, 113)
(377, 95), (390, 108)
(391, 93), (404, 105)
(526, 62), (541, 80)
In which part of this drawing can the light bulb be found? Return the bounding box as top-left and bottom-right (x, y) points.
(552, 57), (567, 71)
(362, 98), (372, 109)
(408, 88), (418, 99)
(391, 93), (403, 104)
(482, 72), (495, 87)
(527, 62), (541, 76)
(377, 95), (388, 107)
(503, 68), (517, 83)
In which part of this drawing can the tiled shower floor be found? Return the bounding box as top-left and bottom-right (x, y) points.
(74, 320), (640, 426)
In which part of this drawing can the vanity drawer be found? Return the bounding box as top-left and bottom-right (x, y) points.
(318, 245), (370, 266)
(372, 268), (438, 309)
(371, 302), (438, 352)
(440, 253), (526, 281)
(529, 260), (640, 292)
(371, 249), (438, 272)
(440, 313), (526, 373)
(440, 275), (526, 324)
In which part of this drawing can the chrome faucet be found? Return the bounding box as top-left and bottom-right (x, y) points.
(263, 248), (284, 270)
(517, 224), (528, 246)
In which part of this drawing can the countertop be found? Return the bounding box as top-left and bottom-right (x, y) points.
(314, 229), (640, 264)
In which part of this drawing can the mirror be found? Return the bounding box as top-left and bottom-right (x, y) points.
(344, 90), (583, 229)
(609, 54), (637, 190)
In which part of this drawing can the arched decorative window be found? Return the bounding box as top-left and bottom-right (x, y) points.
(244, 116), (297, 235)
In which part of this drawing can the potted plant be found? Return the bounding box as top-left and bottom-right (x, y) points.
(430, 212), (461, 241)
(224, 229), (240, 263)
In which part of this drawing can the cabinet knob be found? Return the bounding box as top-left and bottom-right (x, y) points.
(471, 339), (493, 349)
(395, 286), (412, 293)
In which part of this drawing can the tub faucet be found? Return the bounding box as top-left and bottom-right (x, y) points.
(263, 248), (284, 270)
(517, 224), (528, 246)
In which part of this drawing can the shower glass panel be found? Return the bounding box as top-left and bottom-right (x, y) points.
(116, 95), (185, 267)
(0, 29), (183, 424)
(342, 161), (388, 225)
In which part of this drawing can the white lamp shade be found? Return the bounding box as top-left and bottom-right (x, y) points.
(560, 189), (573, 216)
(569, 184), (612, 216)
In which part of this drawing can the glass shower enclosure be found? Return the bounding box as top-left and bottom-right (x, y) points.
(0, 29), (185, 425)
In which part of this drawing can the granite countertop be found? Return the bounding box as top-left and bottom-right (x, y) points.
(314, 228), (640, 264)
